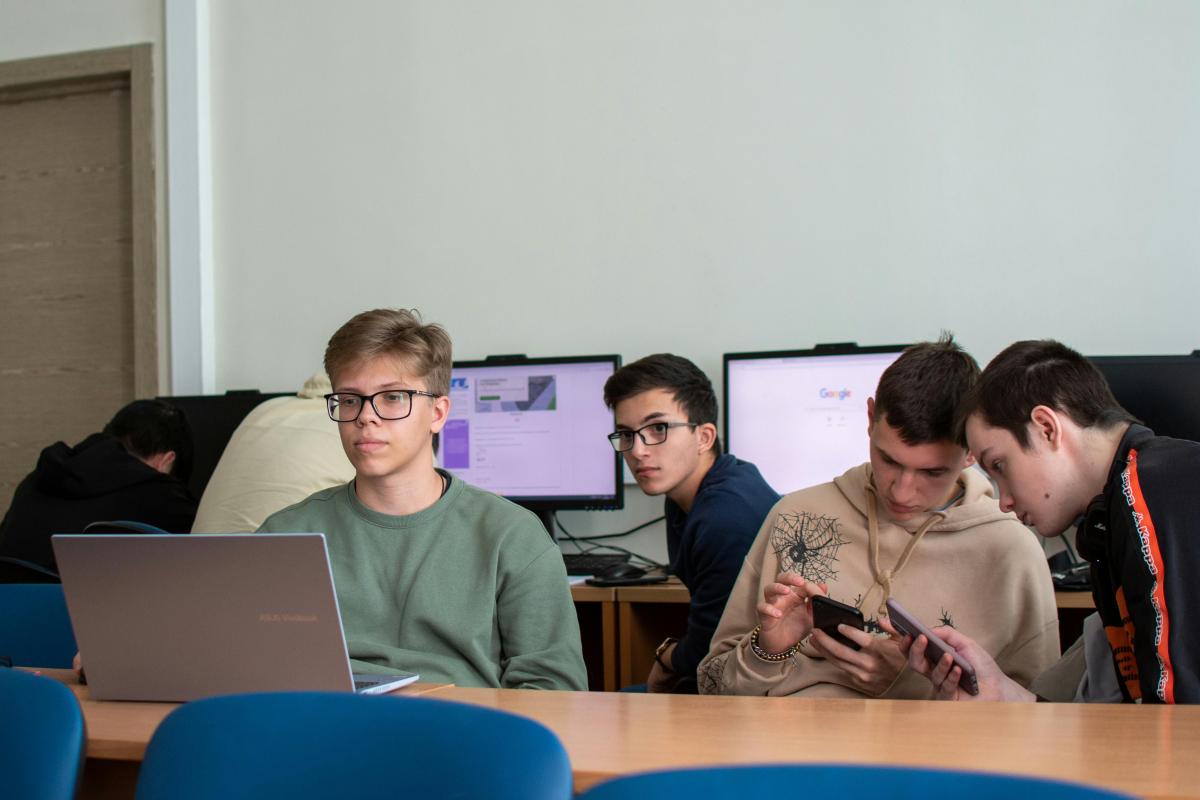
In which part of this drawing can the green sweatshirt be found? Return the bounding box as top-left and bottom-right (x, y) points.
(258, 475), (586, 690)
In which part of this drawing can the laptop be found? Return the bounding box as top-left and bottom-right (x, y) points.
(51, 533), (418, 701)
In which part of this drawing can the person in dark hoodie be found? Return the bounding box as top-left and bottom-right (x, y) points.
(604, 354), (780, 692)
(0, 399), (197, 573)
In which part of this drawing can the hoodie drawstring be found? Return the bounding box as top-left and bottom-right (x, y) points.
(862, 482), (946, 619)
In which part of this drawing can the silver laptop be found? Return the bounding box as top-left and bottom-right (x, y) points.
(52, 533), (418, 701)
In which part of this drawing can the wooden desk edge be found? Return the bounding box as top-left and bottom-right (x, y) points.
(570, 584), (617, 601)
(1054, 591), (1095, 610)
(615, 579), (689, 603)
(612, 583), (1094, 611)
(32, 669), (452, 761)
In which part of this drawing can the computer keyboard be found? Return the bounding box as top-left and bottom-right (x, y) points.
(561, 552), (630, 576)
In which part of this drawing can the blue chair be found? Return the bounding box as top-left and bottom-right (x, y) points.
(0, 583), (77, 667)
(135, 692), (573, 800)
(576, 765), (1135, 799)
(0, 667), (86, 800)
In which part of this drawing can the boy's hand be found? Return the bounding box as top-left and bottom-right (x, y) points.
(900, 625), (1034, 702)
(810, 624), (906, 696)
(755, 573), (824, 653)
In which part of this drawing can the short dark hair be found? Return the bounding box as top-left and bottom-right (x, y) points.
(873, 333), (980, 446)
(957, 339), (1136, 449)
(603, 354), (722, 455)
(103, 399), (195, 481)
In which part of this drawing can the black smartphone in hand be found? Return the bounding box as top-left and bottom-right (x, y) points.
(810, 595), (865, 651)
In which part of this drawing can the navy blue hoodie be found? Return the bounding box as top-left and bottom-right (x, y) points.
(664, 454), (779, 690)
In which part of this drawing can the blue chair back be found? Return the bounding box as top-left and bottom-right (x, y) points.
(135, 692), (573, 800)
(0, 668), (86, 800)
(0, 583), (77, 667)
(576, 765), (1135, 800)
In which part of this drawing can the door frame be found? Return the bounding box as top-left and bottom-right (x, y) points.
(0, 44), (158, 397)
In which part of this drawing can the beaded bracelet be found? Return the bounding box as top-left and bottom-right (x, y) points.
(749, 624), (799, 662)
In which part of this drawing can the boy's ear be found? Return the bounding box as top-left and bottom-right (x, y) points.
(142, 450), (176, 475)
(697, 422), (718, 454)
(866, 397), (876, 437)
(1029, 405), (1063, 450)
(429, 395), (452, 434)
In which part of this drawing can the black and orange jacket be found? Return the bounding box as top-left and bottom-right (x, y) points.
(1078, 424), (1200, 704)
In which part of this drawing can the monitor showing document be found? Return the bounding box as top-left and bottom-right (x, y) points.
(439, 355), (623, 512)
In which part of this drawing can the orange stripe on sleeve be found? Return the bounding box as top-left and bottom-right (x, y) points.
(1124, 449), (1175, 703)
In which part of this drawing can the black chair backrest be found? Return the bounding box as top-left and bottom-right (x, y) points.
(0, 557), (60, 584)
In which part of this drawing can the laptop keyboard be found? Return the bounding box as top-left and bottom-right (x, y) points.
(562, 552), (630, 576)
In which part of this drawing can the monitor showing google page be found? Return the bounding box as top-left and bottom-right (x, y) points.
(724, 347), (906, 496)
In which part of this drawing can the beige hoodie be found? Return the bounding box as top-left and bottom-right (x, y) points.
(697, 462), (1059, 698)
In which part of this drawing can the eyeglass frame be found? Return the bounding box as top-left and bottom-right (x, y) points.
(324, 389), (441, 422)
(607, 421), (698, 452)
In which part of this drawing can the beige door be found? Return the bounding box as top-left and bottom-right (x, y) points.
(0, 46), (157, 518)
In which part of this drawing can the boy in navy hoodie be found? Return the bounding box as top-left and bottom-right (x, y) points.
(604, 354), (779, 692)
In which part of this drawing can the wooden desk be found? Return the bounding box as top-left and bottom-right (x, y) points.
(440, 686), (1200, 798)
(616, 578), (689, 686)
(1056, 591), (1098, 609)
(55, 668), (1200, 800)
(615, 580), (1098, 610)
(571, 583), (618, 691)
(610, 581), (1098, 685)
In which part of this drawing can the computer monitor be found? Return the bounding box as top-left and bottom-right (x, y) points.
(724, 343), (908, 495)
(1090, 352), (1200, 443)
(438, 355), (623, 523)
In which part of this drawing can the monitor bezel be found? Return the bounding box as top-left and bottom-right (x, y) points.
(722, 342), (911, 462)
(447, 353), (624, 512)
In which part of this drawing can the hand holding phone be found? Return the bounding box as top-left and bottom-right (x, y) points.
(810, 595), (865, 651)
(757, 572), (825, 653)
(885, 598), (979, 696)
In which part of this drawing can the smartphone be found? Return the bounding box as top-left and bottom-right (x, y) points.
(885, 598), (980, 696)
(810, 595), (865, 651)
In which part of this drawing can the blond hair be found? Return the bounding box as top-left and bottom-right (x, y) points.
(324, 308), (453, 396)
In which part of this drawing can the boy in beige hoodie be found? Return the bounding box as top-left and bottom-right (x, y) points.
(698, 336), (1059, 698)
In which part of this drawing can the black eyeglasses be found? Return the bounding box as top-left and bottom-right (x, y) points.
(325, 390), (439, 422)
(607, 421), (697, 452)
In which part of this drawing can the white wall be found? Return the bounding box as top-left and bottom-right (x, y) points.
(0, 0), (170, 386)
(208, 1), (1200, 395)
(203, 1), (1200, 557)
(8, 2), (1200, 560)
(0, 1), (159, 61)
